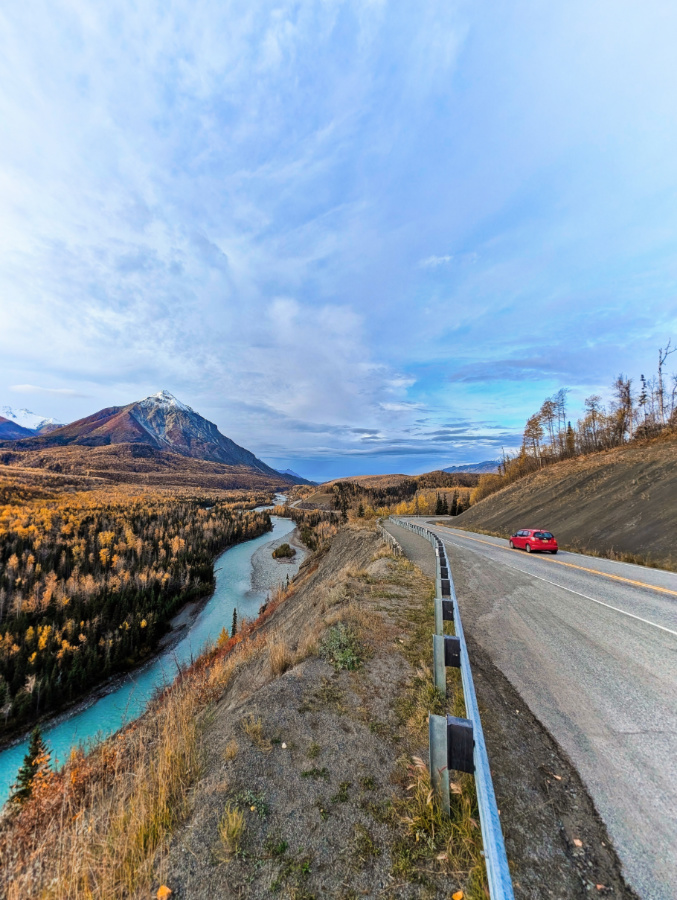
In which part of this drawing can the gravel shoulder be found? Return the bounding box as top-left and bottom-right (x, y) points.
(384, 519), (638, 900)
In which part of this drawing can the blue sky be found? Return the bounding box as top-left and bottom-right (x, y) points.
(1, 1), (677, 481)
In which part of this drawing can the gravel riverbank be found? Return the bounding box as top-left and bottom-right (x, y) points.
(250, 526), (308, 594)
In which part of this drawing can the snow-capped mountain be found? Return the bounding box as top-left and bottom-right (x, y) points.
(1, 406), (63, 433)
(3, 390), (304, 482)
(138, 390), (193, 414)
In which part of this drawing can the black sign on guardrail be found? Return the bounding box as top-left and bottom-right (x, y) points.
(447, 715), (475, 774)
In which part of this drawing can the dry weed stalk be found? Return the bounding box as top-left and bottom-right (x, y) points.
(218, 803), (244, 856)
(269, 635), (293, 676)
(223, 740), (239, 761)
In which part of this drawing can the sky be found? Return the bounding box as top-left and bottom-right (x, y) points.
(1, 1), (677, 482)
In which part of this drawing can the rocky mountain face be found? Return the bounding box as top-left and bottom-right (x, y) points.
(1, 391), (293, 481)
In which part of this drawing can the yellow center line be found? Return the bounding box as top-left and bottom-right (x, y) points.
(434, 526), (677, 598)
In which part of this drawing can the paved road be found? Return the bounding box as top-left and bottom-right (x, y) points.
(388, 519), (677, 900)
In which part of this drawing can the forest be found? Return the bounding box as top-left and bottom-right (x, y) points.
(328, 473), (476, 519)
(0, 480), (271, 734)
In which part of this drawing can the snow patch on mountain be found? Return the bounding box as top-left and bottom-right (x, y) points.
(139, 390), (193, 413)
(1, 406), (62, 432)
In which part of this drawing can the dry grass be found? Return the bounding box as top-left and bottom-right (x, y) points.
(240, 715), (272, 752)
(295, 623), (322, 662)
(0, 613), (266, 898)
(364, 553), (486, 894)
(269, 636), (293, 676)
(218, 803), (245, 856)
(393, 757), (485, 898)
(223, 740), (239, 762)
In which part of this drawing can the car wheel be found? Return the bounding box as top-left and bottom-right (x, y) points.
(525, 543), (532, 553)
(509, 540), (514, 549)
(551, 549), (558, 554)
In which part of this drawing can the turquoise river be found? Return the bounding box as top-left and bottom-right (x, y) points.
(0, 512), (295, 805)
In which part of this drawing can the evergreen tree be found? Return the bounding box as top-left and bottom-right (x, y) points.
(231, 607), (238, 636)
(11, 726), (50, 804)
(357, 503), (364, 517)
(565, 421), (576, 457)
(450, 491), (458, 516)
(435, 494), (443, 515)
(441, 494), (449, 515)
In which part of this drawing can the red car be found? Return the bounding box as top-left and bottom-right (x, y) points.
(509, 529), (558, 554)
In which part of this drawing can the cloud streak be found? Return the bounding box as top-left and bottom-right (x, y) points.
(1, 1), (677, 480)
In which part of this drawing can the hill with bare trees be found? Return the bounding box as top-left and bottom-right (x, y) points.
(454, 431), (677, 569)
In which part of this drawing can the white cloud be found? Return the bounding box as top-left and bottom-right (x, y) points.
(10, 384), (88, 397)
(420, 254), (453, 268)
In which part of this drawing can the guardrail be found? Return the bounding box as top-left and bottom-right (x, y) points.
(376, 522), (403, 556)
(389, 517), (515, 900)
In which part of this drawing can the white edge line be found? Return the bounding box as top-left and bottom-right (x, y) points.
(436, 531), (677, 639)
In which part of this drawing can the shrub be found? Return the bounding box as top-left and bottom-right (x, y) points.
(320, 623), (362, 671)
(272, 543), (296, 559)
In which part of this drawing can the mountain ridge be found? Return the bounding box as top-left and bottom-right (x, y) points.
(443, 459), (500, 474)
(0, 390), (302, 484)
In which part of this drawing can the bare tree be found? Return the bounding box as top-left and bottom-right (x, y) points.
(523, 414), (544, 459)
(554, 388), (569, 453)
(539, 398), (557, 453)
(611, 374), (633, 442)
(657, 340), (676, 424)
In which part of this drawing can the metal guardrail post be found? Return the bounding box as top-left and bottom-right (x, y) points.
(429, 714), (451, 817)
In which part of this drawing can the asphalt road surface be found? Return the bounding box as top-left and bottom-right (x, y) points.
(390, 519), (677, 900)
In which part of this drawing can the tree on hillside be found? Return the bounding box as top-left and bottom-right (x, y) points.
(231, 608), (238, 636)
(539, 398), (557, 451)
(611, 375), (634, 442)
(523, 414), (544, 459)
(11, 725), (51, 804)
(658, 340), (676, 424)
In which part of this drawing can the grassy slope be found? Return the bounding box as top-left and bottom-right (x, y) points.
(455, 433), (677, 569)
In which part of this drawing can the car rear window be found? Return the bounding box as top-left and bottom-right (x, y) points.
(534, 532), (554, 539)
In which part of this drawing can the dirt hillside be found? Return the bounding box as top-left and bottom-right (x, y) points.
(156, 525), (632, 900)
(454, 435), (677, 569)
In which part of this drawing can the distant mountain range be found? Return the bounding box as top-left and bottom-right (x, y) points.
(0, 406), (64, 439)
(277, 468), (316, 486)
(0, 391), (306, 484)
(443, 459), (500, 474)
